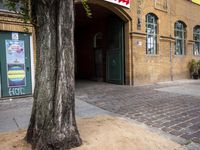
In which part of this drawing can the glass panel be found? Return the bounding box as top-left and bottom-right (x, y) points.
(0, 0), (23, 11)
(198, 43), (200, 55)
(147, 15), (153, 23)
(0, 0), (7, 10)
(194, 34), (198, 41)
(175, 21), (185, 55)
(197, 34), (200, 41)
(155, 25), (157, 34)
(146, 14), (157, 54)
(194, 42), (200, 55)
(193, 27), (200, 55)
(194, 43), (198, 55)
(176, 22), (183, 30)
(93, 32), (103, 48)
(175, 39), (183, 55)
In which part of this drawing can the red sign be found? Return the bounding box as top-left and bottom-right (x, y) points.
(105, 0), (130, 8)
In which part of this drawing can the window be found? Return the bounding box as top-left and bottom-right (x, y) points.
(0, 0), (23, 12)
(0, 0), (7, 10)
(193, 26), (200, 55)
(93, 33), (103, 64)
(146, 13), (158, 55)
(93, 32), (103, 48)
(174, 21), (186, 55)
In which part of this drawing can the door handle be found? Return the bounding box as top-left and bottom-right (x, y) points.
(26, 67), (29, 71)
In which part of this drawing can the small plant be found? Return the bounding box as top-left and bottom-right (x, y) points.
(188, 59), (199, 79)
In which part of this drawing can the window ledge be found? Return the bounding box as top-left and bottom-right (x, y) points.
(146, 54), (158, 57)
(194, 55), (200, 57)
(0, 9), (22, 18)
(174, 55), (186, 57)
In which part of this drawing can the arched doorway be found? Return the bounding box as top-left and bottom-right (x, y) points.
(75, 3), (126, 84)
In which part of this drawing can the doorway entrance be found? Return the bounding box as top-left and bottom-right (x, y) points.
(75, 4), (125, 84)
(0, 31), (32, 97)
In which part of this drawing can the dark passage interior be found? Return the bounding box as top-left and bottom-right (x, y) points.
(75, 4), (125, 84)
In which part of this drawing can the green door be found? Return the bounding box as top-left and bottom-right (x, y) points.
(0, 32), (32, 97)
(107, 16), (124, 84)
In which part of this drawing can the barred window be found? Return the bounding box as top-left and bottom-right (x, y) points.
(0, 0), (23, 12)
(146, 13), (158, 55)
(193, 26), (200, 55)
(174, 21), (186, 55)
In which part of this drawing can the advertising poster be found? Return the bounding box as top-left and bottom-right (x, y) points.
(5, 40), (26, 87)
(7, 64), (26, 87)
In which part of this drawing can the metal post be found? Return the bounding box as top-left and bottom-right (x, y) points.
(0, 61), (1, 98)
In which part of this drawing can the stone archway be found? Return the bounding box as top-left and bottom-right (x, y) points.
(75, 0), (132, 85)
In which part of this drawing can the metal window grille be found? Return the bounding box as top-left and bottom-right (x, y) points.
(194, 27), (200, 55)
(174, 21), (186, 55)
(146, 14), (158, 55)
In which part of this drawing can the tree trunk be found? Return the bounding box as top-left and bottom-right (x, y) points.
(26, 0), (82, 149)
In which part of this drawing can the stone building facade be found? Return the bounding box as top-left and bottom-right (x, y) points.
(0, 3), (35, 98)
(131, 0), (200, 85)
(0, 0), (200, 98)
(74, 0), (200, 85)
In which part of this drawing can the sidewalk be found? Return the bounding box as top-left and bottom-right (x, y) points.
(0, 97), (111, 133)
(0, 80), (200, 150)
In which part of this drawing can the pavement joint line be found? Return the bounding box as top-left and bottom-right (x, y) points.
(13, 117), (20, 129)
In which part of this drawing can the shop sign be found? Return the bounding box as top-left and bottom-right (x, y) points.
(154, 0), (168, 12)
(105, 0), (130, 8)
(190, 0), (200, 5)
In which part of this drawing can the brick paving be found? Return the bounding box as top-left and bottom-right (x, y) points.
(75, 80), (200, 144)
(1, 80), (200, 146)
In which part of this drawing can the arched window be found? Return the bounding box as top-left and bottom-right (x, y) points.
(174, 21), (186, 55)
(146, 13), (158, 55)
(193, 26), (200, 55)
(93, 32), (103, 48)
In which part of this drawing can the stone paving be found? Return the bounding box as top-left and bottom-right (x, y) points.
(75, 80), (200, 145)
(0, 97), (110, 132)
(0, 80), (200, 148)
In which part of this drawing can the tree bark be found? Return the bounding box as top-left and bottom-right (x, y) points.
(26, 0), (82, 149)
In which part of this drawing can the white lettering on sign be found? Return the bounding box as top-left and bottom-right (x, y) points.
(9, 88), (25, 96)
(105, 0), (130, 8)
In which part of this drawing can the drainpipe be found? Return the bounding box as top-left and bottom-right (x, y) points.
(130, 20), (134, 86)
(0, 62), (1, 98)
(169, 0), (173, 81)
(170, 34), (173, 81)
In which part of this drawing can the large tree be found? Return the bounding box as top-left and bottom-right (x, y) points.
(7, 0), (82, 149)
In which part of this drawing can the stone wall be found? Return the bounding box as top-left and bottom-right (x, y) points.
(1, 0), (200, 86)
(130, 0), (200, 85)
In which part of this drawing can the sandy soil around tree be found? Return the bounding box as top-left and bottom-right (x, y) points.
(0, 115), (186, 150)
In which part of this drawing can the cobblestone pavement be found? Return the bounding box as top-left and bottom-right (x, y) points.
(1, 80), (200, 148)
(75, 80), (200, 145)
